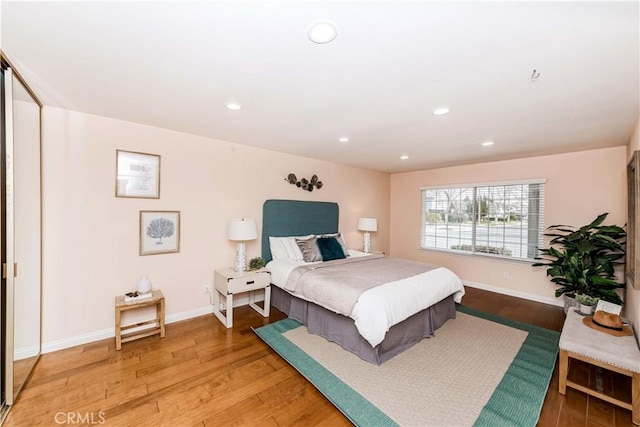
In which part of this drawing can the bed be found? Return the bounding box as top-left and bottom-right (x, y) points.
(262, 199), (465, 364)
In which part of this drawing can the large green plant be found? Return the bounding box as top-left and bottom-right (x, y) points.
(532, 213), (626, 304)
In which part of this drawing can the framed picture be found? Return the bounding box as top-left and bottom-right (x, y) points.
(116, 150), (160, 198)
(140, 211), (180, 256)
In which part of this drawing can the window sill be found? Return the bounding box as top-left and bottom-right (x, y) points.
(418, 247), (537, 265)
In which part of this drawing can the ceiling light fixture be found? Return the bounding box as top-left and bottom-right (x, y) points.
(481, 141), (495, 147)
(433, 107), (450, 116)
(226, 102), (242, 110)
(308, 21), (337, 44)
(400, 155), (409, 160)
(338, 136), (350, 143)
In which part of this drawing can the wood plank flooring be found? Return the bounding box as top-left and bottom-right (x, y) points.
(4, 287), (635, 426)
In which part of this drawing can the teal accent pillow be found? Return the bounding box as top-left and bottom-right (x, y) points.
(317, 237), (347, 261)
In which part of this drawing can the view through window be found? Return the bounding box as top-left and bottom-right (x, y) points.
(421, 180), (545, 260)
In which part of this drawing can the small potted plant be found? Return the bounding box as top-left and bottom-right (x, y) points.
(249, 257), (266, 271)
(532, 213), (626, 313)
(575, 293), (599, 315)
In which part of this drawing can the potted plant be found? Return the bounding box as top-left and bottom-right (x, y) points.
(532, 213), (626, 313)
(574, 293), (599, 315)
(249, 257), (266, 271)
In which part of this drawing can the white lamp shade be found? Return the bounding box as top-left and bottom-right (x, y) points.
(358, 217), (378, 232)
(228, 218), (257, 241)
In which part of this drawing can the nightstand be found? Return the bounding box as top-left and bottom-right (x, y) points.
(213, 268), (271, 328)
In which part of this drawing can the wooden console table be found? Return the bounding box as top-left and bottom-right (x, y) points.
(115, 289), (165, 350)
(559, 309), (640, 425)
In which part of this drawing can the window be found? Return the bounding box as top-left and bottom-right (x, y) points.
(421, 180), (545, 261)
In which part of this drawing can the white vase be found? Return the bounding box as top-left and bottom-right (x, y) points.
(137, 275), (152, 294)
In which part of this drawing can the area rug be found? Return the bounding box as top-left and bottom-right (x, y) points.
(254, 305), (560, 427)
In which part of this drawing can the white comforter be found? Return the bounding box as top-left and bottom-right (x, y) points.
(267, 253), (465, 347)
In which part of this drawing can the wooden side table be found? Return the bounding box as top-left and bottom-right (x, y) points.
(115, 289), (166, 350)
(213, 268), (271, 328)
(559, 309), (640, 425)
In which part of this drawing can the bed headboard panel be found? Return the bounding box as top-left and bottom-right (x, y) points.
(262, 199), (339, 262)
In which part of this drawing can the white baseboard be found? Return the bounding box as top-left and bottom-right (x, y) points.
(43, 290), (268, 354)
(42, 305), (215, 354)
(42, 285), (557, 355)
(15, 345), (40, 361)
(463, 280), (563, 308)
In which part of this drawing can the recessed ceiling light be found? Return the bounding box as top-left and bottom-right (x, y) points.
(433, 107), (450, 116)
(226, 102), (242, 110)
(338, 136), (350, 143)
(400, 155), (409, 160)
(308, 21), (337, 44)
(481, 141), (495, 147)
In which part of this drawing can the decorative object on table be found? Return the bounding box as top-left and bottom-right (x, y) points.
(136, 275), (152, 294)
(139, 211), (180, 255)
(575, 293), (599, 315)
(228, 218), (257, 272)
(582, 310), (633, 336)
(284, 173), (323, 191)
(248, 256), (265, 271)
(358, 217), (377, 253)
(532, 213), (626, 308)
(595, 299), (622, 316)
(124, 291), (153, 302)
(116, 150), (160, 199)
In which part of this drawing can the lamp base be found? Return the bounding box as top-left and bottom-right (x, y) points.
(234, 242), (247, 272)
(363, 232), (371, 253)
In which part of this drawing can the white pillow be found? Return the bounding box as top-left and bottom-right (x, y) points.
(269, 236), (290, 260)
(269, 235), (313, 261)
(282, 238), (304, 261)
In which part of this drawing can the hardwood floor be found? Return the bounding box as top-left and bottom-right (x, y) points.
(4, 287), (635, 426)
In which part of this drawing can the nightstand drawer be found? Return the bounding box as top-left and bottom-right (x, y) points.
(214, 269), (271, 294)
(226, 273), (270, 293)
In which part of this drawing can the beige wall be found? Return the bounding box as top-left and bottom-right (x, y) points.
(626, 117), (640, 333)
(42, 107), (390, 350)
(40, 103), (635, 349)
(390, 147), (627, 305)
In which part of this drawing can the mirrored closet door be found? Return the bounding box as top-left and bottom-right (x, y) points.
(0, 53), (42, 414)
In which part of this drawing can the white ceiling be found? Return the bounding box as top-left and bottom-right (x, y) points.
(1, 1), (638, 173)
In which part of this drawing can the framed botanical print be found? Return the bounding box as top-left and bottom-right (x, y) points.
(116, 150), (160, 198)
(140, 211), (180, 255)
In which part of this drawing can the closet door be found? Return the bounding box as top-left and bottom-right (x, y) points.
(3, 66), (42, 405)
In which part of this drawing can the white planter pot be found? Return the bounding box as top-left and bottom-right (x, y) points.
(579, 303), (595, 315)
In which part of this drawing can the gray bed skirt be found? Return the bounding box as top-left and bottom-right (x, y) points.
(270, 285), (457, 365)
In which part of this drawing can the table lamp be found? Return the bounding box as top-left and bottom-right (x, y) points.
(228, 218), (257, 272)
(358, 217), (377, 253)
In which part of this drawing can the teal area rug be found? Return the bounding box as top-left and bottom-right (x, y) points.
(254, 305), (560, 427)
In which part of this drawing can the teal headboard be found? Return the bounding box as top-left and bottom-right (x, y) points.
(262, 199), (339, 262)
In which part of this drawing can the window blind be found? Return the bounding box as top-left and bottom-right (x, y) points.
(420, 179), (545, 261)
